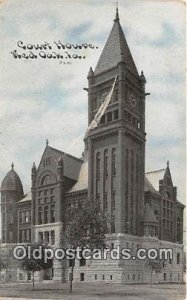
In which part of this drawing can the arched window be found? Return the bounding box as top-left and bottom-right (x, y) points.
(104, 149), (108, 179)
(41, 175), (51, 186)
(96, 153), (101, 180)
(111, 148), (116, 176)
(177, 217), (181, 242)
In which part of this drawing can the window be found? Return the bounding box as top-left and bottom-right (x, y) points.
(51, 230), (55, 245)
(80, 257), (86, 267)
(44, 231), (49, 245)
(111, 219), (115, 233)
(96, 153), (101, 180)
(102, 275), (105, 280)
(112, 148), (116, 176)
(170, 221), (173, 230)
(51, 205), (55, 223)
(110, 275), (113, 280)
(163, 273), (167, 281)
(111, 192), (116, 210)
(133, 274), (135, 280)
(114, 109), (118, 120)
(100, 115), (105, 124)
(107, 112), (112, 122)
(96, 195), (101, 209)
(95, 274), (97, 280)
(96, 180), (100, 194)
(104, 150), (108, 179)
(43, 157), (51, 167)
(44, 206), (49, 224)
(103, 193), (108, 210)
(38, 232), (43, 244)
(80, 273), (84, 281)
(167, 220), (169, 229)
(41, 175), (51, 186)
(137, 121), (141, 129)
(26, 229), (31, 242)
(177, 253), (180, 264)
(38, 207), (43, 224)
(27, 272), (31, 281)
(25, 211), (30, 222)
(50, 188), (54, 195)
(113, 87), (118, 102)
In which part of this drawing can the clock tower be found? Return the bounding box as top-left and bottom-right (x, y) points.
(86, 8), (146, 236)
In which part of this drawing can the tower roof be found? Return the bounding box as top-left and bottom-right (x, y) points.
(1, 164), (23, 194)
(94, 8), (138, 76)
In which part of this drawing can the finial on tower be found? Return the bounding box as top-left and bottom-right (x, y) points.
(167, 160), (169, 168)
(87, 67), (94, 79)
(46, 139), (49, 146)
(11, 162), (14, 170)
(114, 2), (119, 22)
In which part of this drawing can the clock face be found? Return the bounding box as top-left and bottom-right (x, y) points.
(128, 93), (137, 108)
(98, 90), (108, 104)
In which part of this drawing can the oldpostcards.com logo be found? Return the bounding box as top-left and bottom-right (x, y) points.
(13, 245), (173, 263)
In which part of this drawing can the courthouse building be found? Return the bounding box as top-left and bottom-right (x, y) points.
(0, 9), (184, 284)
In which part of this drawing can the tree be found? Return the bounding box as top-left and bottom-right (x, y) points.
(145, 257), (163, 286)
(62, 201), (108, 293)
(21, 243), (53, 290)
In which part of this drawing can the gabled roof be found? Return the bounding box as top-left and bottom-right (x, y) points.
(145, 169), (166, 191)
(48, 146), (82, 181)
(37, 144), (83, 181)
(69, 150), (88, 192)
(94, 9), (138, 76)
(143, 202), (158, 223)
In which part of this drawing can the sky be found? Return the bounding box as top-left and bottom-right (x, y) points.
(0, 0), (186, 214)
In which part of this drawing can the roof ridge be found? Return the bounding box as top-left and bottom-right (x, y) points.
(49, 146), (83, 162)
(146, 168), (166, 174)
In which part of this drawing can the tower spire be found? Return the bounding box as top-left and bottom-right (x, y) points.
(11, 162), (14, 170)
(114, 3), (119, 22)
